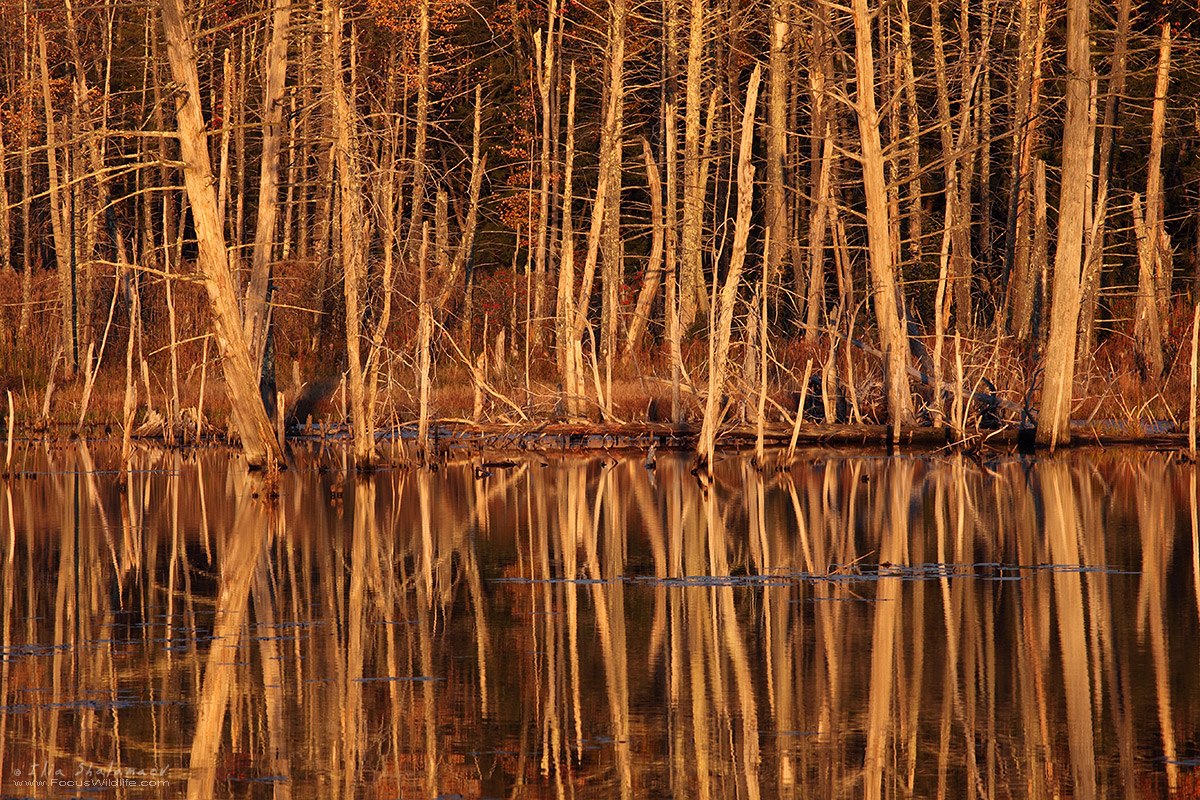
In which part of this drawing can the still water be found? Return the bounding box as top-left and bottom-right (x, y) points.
(0, 443), (1198, 799)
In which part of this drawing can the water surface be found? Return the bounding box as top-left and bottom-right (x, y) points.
(1, 443), (1198, 799)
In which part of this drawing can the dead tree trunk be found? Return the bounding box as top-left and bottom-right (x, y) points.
(1077, 0), (1131, 359)
(930, 0), (973, 333)
(679, 0), (708, 329)
(850, 0), (914, 431)
(662, 0), (683, 422)
(324, 0), (375, 468)
(803, 2), (835, 343)
(245, 0), (292, 415)
(621, 139), (664, 361)
(158, 0), (283, 467)
(18, 24), (31, 335)
(556, 64), (578, 415)
(600, 0), (626, 415)
(38, 26), (76, 379)
(0, 94), (11, 276)
(765, 0), (788, 305)
(405, 0), (430, 257)
(533, 17), (558, 350)
(1133, 23), (1172, 378)
(1004, 0), (1047, 339)
(1036, 0), (1091, 447)
(696, 66), (761, 470)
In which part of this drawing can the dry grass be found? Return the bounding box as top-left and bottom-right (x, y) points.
(3, 266), (1197, 440)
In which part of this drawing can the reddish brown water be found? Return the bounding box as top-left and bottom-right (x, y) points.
(0, 442), (1197, 799)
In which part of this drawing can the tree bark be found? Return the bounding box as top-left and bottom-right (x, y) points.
(600, 0), (626, 415)
(438, 85), (485, 317)
(663, 0), (682, 422)
(158, 0), (283, 467)
(930, 0), (973, 332)
(556, 64), (578, 415)
(0, 90), (11, 276)
(18, 33), (31, 335)
(533, 18), (557, 350)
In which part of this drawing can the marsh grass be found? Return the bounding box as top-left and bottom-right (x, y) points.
(3, 267), (1197, 443)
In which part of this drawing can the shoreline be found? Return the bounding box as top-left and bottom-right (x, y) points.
(1, 418), (1185, 459)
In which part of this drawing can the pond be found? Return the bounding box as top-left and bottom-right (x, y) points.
(0, 442), (1197, 799)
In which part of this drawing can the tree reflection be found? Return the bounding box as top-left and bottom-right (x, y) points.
(0, 444), (1198, 798)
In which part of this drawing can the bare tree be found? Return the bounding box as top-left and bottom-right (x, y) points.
(245, 0), (292, 416)
(1036, 0), (1092, 447)
(325, 0), (376, 468)
(1132, 23), (1172, 378)
(158, 0), (283, 467)
(696, 66), (761, 471)
(850, 0), (914, 431)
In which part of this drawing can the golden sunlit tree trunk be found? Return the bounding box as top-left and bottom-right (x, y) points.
(1078, 0), (1131, 360)
(679, 0), (708, 329)
(1036, 0), (1091, 447)
(621, 139), (664, 361)
(1004, 0), (1048, 339)
(696, 66), (760, 471)
(803, 3), (835, 343)
(600, 0), (625, 414)
(534, 20), (558, 350)
(849, 0), (913, 431)
(245, 0), (291, 415)
(405, 0), (430, 257)
(556, 64), (578, 413)
(765, 0), (788, 302)
(930, 0), (972, 332)
(38, 26), (75, 379)
(1133, 23), (1172, 378)
(158, 0), (282, 467)
(18, 25), (32, 335)
(325, 0), (375, 469)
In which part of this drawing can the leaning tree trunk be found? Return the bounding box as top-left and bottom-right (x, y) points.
(1036, 0), (1091, 447)
(621, 139), (664, 361)
(850, 0), (913, 432)
(158, 0), (282, 467)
